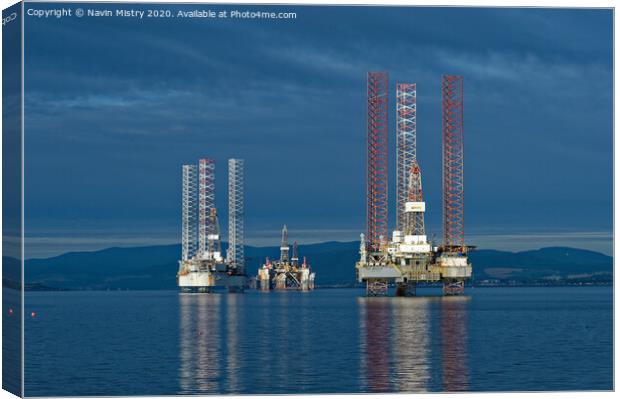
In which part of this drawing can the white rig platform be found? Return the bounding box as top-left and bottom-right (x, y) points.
(355, 233), (473, 296)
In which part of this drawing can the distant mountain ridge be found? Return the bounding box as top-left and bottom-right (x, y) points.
(4, 242), (613, 290)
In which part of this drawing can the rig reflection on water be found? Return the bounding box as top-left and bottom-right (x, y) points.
(178, 291), (469, 394)
(358, 295), (470, 392)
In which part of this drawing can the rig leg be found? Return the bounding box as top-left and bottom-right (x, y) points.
(396, 281), (417, 297)
(300, 276), (309, 291)
(366, 280), (388, 296)
(407, 282), (417, 296)
(443, 279), (465, 296)
(259, 279), (270, 292)
(275, 274), (287, 290)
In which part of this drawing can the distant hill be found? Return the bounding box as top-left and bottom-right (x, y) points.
(2, 256), (21, 289)
(469, 247), (613, 282)
(9, 242), (613, 290)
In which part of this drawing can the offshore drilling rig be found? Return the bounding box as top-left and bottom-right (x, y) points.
(257, 225), (316, 291)
(355, 73), (473, 296)
(177, 158), (246, 293)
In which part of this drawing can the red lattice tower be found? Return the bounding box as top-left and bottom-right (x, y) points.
(366, 72), (389, 251)
(442, 75), (465, 250)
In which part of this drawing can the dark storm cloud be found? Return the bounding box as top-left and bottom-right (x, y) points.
(23, 4), (612, 256)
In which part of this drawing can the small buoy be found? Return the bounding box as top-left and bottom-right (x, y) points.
(8, 308), (13, 316)
(31, 311), (36, 318)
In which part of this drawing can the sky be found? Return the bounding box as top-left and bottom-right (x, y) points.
(21, 3), (613, 257)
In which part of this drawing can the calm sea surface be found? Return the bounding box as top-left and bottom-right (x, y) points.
(24, 287), (612, 395)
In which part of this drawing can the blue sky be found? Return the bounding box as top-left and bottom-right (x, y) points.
(22, 4), (613, 257)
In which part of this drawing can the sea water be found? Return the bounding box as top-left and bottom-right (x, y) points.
(23, 286), (612, 395)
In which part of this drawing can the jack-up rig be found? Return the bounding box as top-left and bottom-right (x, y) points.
(177, 158), (246, 293)
(257, 225), (316, 291)
(355, 73), (473, 296)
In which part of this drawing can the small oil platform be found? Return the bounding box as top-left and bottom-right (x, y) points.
(257, 225), (316, 291)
